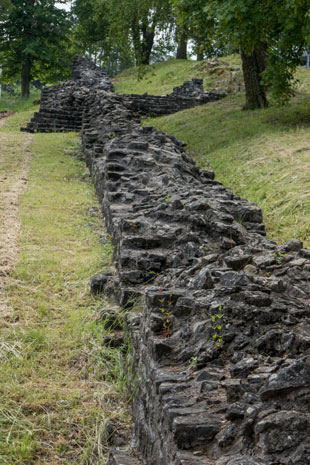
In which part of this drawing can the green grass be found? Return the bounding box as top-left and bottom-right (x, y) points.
(114, 55), (242, 95)
(0, 119), (129, 464)
(0, 108), (39, 132)
(2, 57), (310, 461)
(0, 89), (40, 131)
(0, 89), (41, 112)
(147, 83), (310, 247)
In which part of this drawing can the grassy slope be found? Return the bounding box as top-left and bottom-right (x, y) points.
(0, 115), (128, 464)
(114, 55), (241, 95)
(115, 57), (310, 247)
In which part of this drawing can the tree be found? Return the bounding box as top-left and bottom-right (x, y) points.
(172, 0), (269, 108)
(172, 0), (310, 109)
(261, 1), (310, 104)
(70, 0), (134, 75)
(105, 0), (174, 65)
(0, 0), (71, 98)
(71, 0), (108, 59)
(205, 0), (272, 109)
(0, 0), (13, 20)
(176, 25), (188, 60)
(71, 0), (176, 72)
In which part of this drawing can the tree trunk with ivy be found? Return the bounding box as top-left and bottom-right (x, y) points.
(197, 50), (204, 61)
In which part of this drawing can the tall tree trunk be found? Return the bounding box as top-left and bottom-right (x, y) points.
(254, 43), (267, 75)
(176, 26), (187, 60)
(21, 56), (31, 98)
(141, 22), (155, 65)
(241, 46), (268, 110)
(131, 15), (141, 65)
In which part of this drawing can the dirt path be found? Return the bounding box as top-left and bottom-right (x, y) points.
(0, 124), (33, 325)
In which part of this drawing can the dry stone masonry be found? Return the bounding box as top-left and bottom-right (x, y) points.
(24, 58), (310, 465)
(21, 57), (114, 133)
(22, 57), (224, 133)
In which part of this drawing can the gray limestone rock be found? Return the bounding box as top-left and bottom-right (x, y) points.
(219, 457), (266, 465)
(260, 356), (310, 400)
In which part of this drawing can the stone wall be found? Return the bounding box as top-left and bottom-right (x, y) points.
(22, 56), (113, 133)
(82, 86), (310, 465)
(24, 58), (310, 465)
(22, 82), (86, 132)
(22, 57), (225, 133)
(114, 89), (223, 118)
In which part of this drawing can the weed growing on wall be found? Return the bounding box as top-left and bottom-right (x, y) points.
(211, 305), (224, 348)
(159, 293), (174, 337)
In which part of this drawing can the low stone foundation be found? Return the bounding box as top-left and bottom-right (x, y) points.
(24, 58), (310, 465)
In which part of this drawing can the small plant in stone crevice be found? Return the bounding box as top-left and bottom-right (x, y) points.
(189, 356), (198, 371)
(272, 251), (285, 265)
(235, 212), (246, 225)
(159, 293), (173, 337)
(211, 305), (224, 348)
(165, 193), (170, 203)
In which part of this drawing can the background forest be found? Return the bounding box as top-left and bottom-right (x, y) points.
(0, 0), (309, 110)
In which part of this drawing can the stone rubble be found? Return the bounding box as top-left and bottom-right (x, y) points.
(24, 57), (310, 465)
(171, 78), (206, 98)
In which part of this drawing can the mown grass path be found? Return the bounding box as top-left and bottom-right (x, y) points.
(0, 113), (127, 465)
(0, 127), (32, 323)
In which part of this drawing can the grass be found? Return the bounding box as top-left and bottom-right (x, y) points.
(147, 81), (310, 247)
(0, 117), (129, 464)
(0, 89), (41, 112)
(3, 56), (310, 461)
(113, 55), (242, 95)
(0, 109), (40, 132)
(0, 88), (40, 132)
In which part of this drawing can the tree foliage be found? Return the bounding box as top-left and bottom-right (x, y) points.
(0, 0), (13, 20)
(0, 0), (71, 97)
(71, 0), (176, 73)
(173, 0), (310, 106)
(71, 0), (108, 58)
(71, 0), (134, 75)
(98, 0), (174, 66)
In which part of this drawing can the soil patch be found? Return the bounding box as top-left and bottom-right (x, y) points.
(0, 111), (15, 121)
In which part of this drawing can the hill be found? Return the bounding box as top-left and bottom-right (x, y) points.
(115, 57), (310, 247)
(113, 55), (243, 95)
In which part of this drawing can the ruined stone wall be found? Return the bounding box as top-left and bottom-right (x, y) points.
(24, 58), (310, 465)
(82, 89), (310, 465)
(22, 56), (224, 133)
(23, 88), (223, 133)
(114, 90), (222, 118)
(22, 82), (86, 132)
(22, 56), (113, 133)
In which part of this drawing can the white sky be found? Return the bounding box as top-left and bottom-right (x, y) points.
(56, 1), (72, 11)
